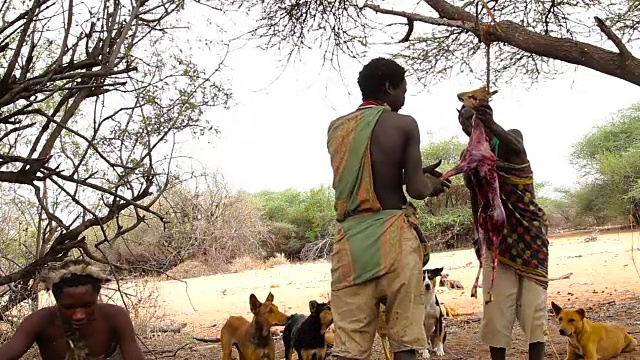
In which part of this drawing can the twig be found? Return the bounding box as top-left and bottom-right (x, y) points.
(548, 272), (573, 281)
(593, 16), (634, 62)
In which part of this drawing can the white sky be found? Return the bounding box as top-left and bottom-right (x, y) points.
(176, 4), (640, 194)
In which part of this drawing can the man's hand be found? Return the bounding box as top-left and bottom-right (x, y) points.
(422, 160), (452, 184)
(424, 173), (450, 197)
(423, 159), (451, 197)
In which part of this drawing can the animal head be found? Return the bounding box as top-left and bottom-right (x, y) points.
(249, 292), (290, 327)
(309, 300), (333, 329)
(456, 85), (498, 109)
(551, 301), (586, 337)
(439, 273), (449, 287)
(423, 267), (444, 291)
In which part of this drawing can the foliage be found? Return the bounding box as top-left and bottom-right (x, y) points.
(254, 186), (335, 258)
(0, 0), (231, 319)
(569, 103), (640, 224)
(102, 173), (268, 274)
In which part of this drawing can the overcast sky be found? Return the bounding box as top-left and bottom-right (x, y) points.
(175, 4), (640, 194)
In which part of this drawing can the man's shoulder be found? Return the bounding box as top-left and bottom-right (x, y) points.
(507, 128), (524, 140)
(100, 303), (129, 316)
(100, 303), (133, 328)
(31, 306), (56, 319)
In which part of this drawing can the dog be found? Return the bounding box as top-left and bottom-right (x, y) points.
(378, 305), (392, 360)
(220, 292), (290, 360)
(283, 300), (333, 360)
(551, 301), (637, 360)
(422, 267), (447, 358)
(373, 268), (450, 360)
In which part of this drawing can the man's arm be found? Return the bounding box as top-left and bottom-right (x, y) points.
(403, 115), (432, 200)
(0, 310), (42, 360)
(111, 306), (144, 360)
(474, 104), (525, 153)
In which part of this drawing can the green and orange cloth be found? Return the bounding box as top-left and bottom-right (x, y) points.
(327, 101), (429, 291)
(494, 158), (550, 288)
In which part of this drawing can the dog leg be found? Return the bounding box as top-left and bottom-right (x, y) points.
(623, 334), (638, 353)
(220, 338), (233, 360)
(380, 334), (392, 360)
(470, 265), (482, 298)
(564, 343), (579, 360)
(434, 342), (444, 357)
(418, 349), (430, 359)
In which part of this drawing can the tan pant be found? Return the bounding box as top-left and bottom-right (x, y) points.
(480, 252), (548, 349)
(331, 229), (427, 359)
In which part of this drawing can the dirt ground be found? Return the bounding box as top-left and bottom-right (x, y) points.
(132, 229), (640, 359)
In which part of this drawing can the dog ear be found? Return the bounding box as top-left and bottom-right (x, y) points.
(309, 300), (318, 313)
(576, 308), (586, 320)
(435, 267), (444, 275)
(550, 301), (562, 316)
(249, 294), (262, 314)
(265, 292), (274, 303)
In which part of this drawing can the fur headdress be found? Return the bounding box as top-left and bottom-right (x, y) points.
(39, 259), (112, 292)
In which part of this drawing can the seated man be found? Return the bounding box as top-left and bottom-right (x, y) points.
(0, 259), (144, 360)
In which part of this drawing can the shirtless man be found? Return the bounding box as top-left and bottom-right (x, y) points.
(458, 103), (549, 360)
(326, 57), (450, 360)
(0, 259), (144, 360)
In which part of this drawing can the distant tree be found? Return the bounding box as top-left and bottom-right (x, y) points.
(0, 0), (231, 318)
(570, 103), (640, 223)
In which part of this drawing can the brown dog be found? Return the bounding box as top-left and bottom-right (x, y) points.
(220, 292), (290, 360)
(551, 301), (637, 360)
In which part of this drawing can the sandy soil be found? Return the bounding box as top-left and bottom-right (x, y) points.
(140, 229), (640, 359)
(157, 230), (640, 330)
(24, 229), (640, 359)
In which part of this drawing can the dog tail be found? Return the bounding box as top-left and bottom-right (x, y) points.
(192, 336), (221, 343)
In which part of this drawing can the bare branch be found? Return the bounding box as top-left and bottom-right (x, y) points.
(594, 16), (634, 61)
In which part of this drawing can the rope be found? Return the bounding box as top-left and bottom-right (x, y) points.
(476, 0), (498, 91)
(485, 43), (491, 90)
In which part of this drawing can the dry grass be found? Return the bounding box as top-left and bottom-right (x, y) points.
(97, 277), (180, 338)
(167, 260), (215, 279)
(227, 253), (289, 273)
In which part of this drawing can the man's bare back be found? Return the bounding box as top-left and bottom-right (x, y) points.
(370, 111), (448, 209)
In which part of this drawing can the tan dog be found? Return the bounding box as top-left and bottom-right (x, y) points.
(551, 301), (637, 360)
(220, 292), (290, 360)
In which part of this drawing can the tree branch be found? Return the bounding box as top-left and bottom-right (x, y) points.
(366, 1), (640, 86)
(593, 16), (634, 62)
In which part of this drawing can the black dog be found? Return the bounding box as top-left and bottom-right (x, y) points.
(283, 300), (333, 360)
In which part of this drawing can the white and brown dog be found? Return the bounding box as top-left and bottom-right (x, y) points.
(421, 267), (447, 358)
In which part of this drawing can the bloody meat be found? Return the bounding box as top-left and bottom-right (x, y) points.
(440, 87), (506, 304)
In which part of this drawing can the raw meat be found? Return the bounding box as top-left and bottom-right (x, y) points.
(440, 94), (506, 304)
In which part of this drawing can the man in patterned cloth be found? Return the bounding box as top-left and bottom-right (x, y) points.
(0, 259), (144, 360)
(326, 57), (450, 360)
(458, 102), (549, 360)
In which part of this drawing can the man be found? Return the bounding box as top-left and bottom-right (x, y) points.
(326, 57), (450, 360)
(0, 259), (144, 360)
(458, 103), (549, 360)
